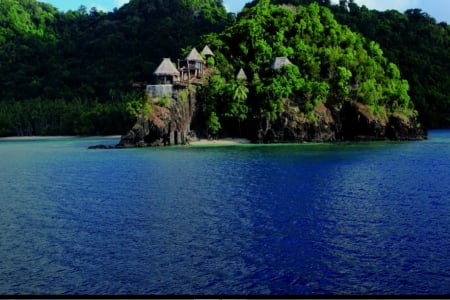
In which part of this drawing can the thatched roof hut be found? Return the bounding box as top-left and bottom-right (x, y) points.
(271, 57), (292, 70)
(201, 45), (214, 57)
(154, 58), (180, 76)
(185, 48), (205, 62)
(236, 68), (248, 81)
(154, 58), (180, 84)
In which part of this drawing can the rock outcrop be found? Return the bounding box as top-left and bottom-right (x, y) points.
(249, 101), (426, 143)
(117, 87), (197, 148)
(90, 90), (426, 149)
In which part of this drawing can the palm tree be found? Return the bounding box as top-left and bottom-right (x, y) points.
(231, 79), (249, 136)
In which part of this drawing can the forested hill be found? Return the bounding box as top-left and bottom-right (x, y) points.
(0, 0), (233, 136)
(190, 0), (424, 143)
(0, 0), (448, 137)
(0, 0), (232, 101)
(246, 0), (450, 128)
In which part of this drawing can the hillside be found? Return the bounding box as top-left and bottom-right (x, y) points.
(0, 0), (232, 136)
(246, 0), (450, 128)
(118, 1), (425, 147)
(190, 0), (424, 142)
(0, 0), (445, 138)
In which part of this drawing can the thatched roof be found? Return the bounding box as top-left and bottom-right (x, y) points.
(236, 68), (248, 80)
(185, 48), (204, 62)
(271, 57), (292, 70)
(201, 45), (214, 57)
(154, 58), (180, 76)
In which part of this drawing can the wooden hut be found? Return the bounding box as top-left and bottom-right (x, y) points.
(154, 58), (180, 84)
(271, 57), (292, 70)
(180, 48), (205, 81)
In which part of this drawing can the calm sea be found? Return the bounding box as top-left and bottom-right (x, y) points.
(1, 131), (450, 295)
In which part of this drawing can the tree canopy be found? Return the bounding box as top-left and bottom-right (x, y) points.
(0, 0), (448, 137)
(0, 0), (232, 136)
(197, 1), (415, 136)
(246, 0), (450, 128)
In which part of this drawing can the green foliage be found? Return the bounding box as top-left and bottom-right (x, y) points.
(207, 111), (221, 134)
(125, 93), (151, 118)
(0, 0), (232, 136)
(2, 0), (446, 138)
(255, 0), (450, 127)
(0, 97), (135, 136)
(206, 56), (216, 66)
(125, 99), (143, 118)
(340, 6), (450, 127)
(225, 80), (249, 120)
(358, 79), (382, 106)
(156, 96), (171, 107)
(336, 66), (352, 98)
(202, 1), (414, 131)
(178, 89), (189, 103)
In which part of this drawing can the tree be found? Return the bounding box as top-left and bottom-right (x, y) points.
(225, 80), (249, 136)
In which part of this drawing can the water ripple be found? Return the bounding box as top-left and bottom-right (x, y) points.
(1, 134), (450, 295)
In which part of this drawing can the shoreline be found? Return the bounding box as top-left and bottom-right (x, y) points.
(189, 138), (251, 146)
(0, 135), (121, 141)
(2, 134), (430, 148)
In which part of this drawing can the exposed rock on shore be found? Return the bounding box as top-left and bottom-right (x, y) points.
(117, 87), (197, 148)
(106, 98), (425, 149)
(247, 101), (426, 143)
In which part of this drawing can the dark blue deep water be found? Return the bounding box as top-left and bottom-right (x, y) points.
(1, 131), (450, 295)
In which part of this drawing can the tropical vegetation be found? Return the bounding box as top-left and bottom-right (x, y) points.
(0, 0), (448, 136)
(196, 0), (415, 136)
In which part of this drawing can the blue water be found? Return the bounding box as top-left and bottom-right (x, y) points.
(1, 131), (450, 295)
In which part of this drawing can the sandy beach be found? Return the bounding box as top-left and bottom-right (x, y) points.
(189, 137), (251, 146)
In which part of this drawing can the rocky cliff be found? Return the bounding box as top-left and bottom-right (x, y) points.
(117, 86), (198, 147)
(250, 101), (426, 143)
(111, 90), (426, 148)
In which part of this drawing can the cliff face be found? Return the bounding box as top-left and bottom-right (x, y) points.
(116, 90), (426, 147)
(250, 101), (426, 143)
(118, 87), (197, 147)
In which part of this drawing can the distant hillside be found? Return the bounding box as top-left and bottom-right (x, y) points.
(245, 0), (450, 128)
(0, 0), (233, 136)
(0, 0), (233, 101)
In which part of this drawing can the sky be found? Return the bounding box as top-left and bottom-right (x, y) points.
(43, 0), (450, 23)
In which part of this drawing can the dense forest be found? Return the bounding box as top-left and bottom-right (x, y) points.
(0, 0), (233, 135)
(246, 0), (450, 128)
(0, 0), (448, 136)
(194, 0), (415, 139)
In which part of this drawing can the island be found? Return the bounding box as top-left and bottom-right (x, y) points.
(106, 1), (426, 149)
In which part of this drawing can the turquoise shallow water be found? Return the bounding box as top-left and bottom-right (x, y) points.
(0, 131), (450, 295)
